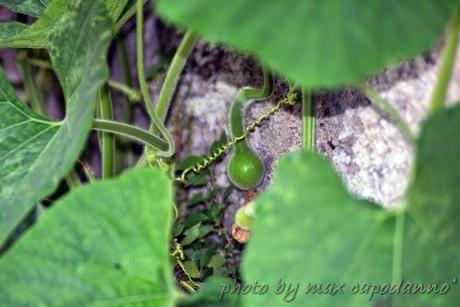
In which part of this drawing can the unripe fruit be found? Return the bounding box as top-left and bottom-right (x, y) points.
(227, 144), (264, 190)
(234, 201), (255, 230)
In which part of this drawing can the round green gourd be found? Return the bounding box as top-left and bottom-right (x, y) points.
(228, 143), (264, 190)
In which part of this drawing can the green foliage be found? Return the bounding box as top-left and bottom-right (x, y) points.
(0, 0), (51, 17)
(0, 0), (112, 244)
(156, 0), (456, 88)
(177, 276), (240, 307)
(1, 0), (128, 21)
(234, 202), (253, 229)
(241, 106), (460, 306)
(1, 102), (459, 305)
(104, 0), (129, 22)
(0, 0), (126, 49)
(0, 168), (176, 305)
(1, 0), (459, 305)
(173, 185), (234, 286)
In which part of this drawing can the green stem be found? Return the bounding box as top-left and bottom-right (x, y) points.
(136, 0), (175, 157)
(114, 1), (143, 34)
(359, 83), (415, 144)
(302, 90), (315, 151)
(429, 3), (460, 114)
(79, 160), (96, 183)
(20, 63), (45, 115)
(392, 210), (405, 287)
(16, 53), (52, 70)
(117, 36), (134, 87)
(155, 31), (197, 122)
(108, 79), (141, 102)
(93, 119), (168, 151)
(116, 36), (136, 169)
(230, 69), (273, 138)
(98, 85), (115, 178)
(64, 170), (80, 189)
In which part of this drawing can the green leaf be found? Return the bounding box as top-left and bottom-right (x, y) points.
(175, 155), (209, 187)
(182, 260), (202, 279)
(210, 132), (228, 154)
(241, 106), (460, 306)
(157, 0), (456, 88)
(178, 276), (240, 307)
(0, 0), (126, 48)
(0, 0), (51, 17)
(0, 168), (176, 305)
(181, 223), (202, 246)
(404, 105), (460, 306)
(104, 0), (129, 22)
(0, 0), (128, 20)
(0, 0), (87, 49)
(206, 254), (226, 269)
(176, 155), (205, 171)
(184, 212), (209, 228)
(0, 0), (112, 244)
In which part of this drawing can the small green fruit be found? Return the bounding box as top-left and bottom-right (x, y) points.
(235, 201), (254, 230)
(227, 144), (264, 190)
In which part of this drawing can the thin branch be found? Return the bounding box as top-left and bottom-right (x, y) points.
(429, 2), (460, 114)
(302, 90), (315, 151)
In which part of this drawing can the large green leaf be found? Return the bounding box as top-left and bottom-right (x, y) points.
(105, 0), (129, 22)
(404, 105), (460, 306)
(178, 276), (240, 307)
(0, 0), (112, 244)
(0, 0), (51, 17)
(240, 106), (460, 306)
(0, 168), (176, 305)
(0, 0), (126, 48)
(156, 0), (456, 88)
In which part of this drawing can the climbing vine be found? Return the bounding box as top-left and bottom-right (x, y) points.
(0, 0), (459, 306)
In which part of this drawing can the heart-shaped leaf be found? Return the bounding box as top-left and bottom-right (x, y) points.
(156, 0), (456, 88)
(240, 106), (460, 306)
(0, 0), (112, 244)
(0, 168), (176, 305)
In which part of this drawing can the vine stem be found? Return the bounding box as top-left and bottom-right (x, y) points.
(359, 83), (415, 144)
(98, 85), (115, 178)
(92, 119), (168, 151)
(155, 31), (197, 122)
(64, 170), (80, 189)
(16, 52), (52, 70)
(108, 79), (141, 102)
(302, 90), (315, 151)
(429, 3), (460, 114)
(115, 36), (136, 168)
(20, 62), (44, 115)
(114, 1), (145, 34)
(392, 209), (405, 307)
(136, 0), (175, 157)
